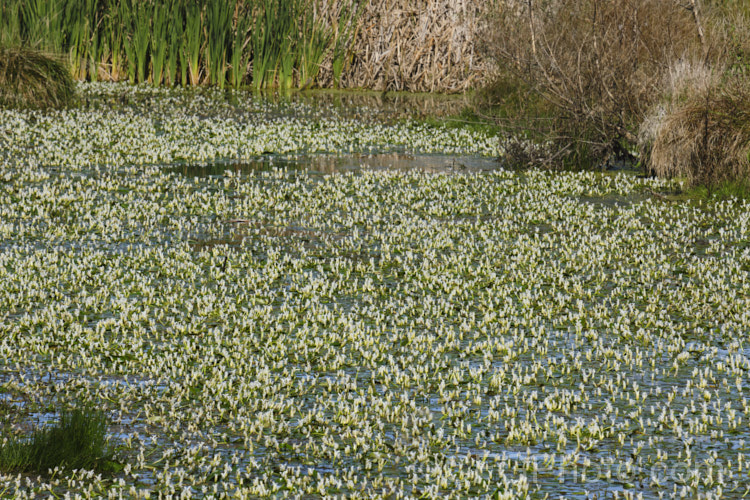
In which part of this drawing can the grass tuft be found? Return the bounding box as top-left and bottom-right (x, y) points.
(0, 45), (75, 109)
(642, 66), (750, 189)
(0, 406), (114, 475)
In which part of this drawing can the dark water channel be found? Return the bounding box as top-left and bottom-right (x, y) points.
(169, 153), (501, 178)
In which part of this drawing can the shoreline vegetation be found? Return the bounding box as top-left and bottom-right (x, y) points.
(0, 0), (490, 93)
(1, 0), (750, 191)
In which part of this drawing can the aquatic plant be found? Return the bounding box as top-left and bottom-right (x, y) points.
(3, 83), (749, 498)
(19, 0), (66, 54)
(131, 0), (151, 84)
(0, 0), (23, 47)
(183, 0), (203, 86)
(251, 0), (299, 89)
(329, 0), (360, 88)
(205, 0), (233, 88)
(150, 1), (169, 85)
(229, 11), (252, 89)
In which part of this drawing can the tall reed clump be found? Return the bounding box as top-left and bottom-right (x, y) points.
(182, 1), (203, 86)
(2, 0), (339, 89)
(0, 46), (76, 109)
(251, 0), (302, 89)
(0, 407), (114, 474)
(205, 0), (234, 88)
(19, 0), (66, 54)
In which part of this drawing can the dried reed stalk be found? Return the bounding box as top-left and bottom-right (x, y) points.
(316, 0), (493, 93)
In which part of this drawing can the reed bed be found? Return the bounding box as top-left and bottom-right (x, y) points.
(1, 0), (491, 92)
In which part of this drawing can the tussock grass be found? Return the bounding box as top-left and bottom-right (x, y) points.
(642, 70), (750, 188)
(639, 9), (750, 188)
(0, 46), (75, 109)
(0, 407), (114, 475)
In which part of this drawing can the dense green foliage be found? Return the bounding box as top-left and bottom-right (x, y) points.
(0, 407), (113, 474)
(0, 0), (360, 89)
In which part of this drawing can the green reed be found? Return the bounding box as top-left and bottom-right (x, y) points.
(2, 0), (360, 89)
(165, 1), (183, 86)
(0, 0), (23, 47)
(252, 0), (303, 89)
(20, 0), (66, 53)
(205, 0), (233, 88)
(102, 0), (125, 81)
(132, 1), (151, 83)
(151, 1), (169, 84)
(229, 11), (252, 89)
(297, 8), (331, 89)
(251, 0), (278, 89)
(66, 0), (99, 80)
(184, 1), (203, 85)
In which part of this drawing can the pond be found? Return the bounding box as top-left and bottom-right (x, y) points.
(0, 83), (748, 498)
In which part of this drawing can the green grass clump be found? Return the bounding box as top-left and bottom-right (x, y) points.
(0, 45), (75, 109)
(0, 407), (114, 475)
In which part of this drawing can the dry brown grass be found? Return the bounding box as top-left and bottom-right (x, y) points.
(317, 0), (493, 93)
(639, 8), (750, 187)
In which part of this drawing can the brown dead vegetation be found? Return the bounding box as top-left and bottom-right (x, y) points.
(318, 0), (493, 93)
(638, 8), (750, 187)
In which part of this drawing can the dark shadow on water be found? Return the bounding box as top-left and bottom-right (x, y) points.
(168, 153), (502, 177)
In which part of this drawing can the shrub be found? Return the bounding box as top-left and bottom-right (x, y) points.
(0, 46), (76, 109)
(481, 0), (704, 169)
(0, 407), (113, 474)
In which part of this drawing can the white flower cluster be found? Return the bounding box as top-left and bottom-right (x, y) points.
(0, 83), (748, 498)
